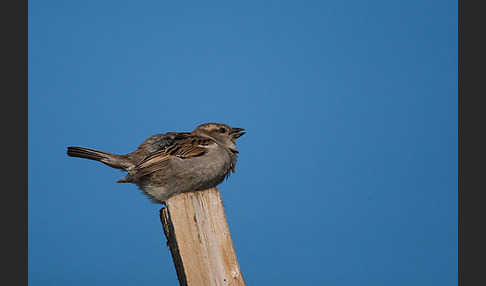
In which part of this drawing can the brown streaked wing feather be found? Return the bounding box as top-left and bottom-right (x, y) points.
(132, 157), (171, 180)
(166, 137), (213, 157)
(132, 136), (214, 179)
(136, 149), (171, 169)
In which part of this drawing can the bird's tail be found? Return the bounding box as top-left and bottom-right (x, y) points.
(67, 146), (133, 170)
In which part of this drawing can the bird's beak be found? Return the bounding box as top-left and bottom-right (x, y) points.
(230, 127), (246, 139)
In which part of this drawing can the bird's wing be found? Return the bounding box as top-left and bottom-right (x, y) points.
(137, 132), (192, 154)
(131, 135), (215, 179)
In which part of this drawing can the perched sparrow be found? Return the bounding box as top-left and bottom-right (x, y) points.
(67, 123), (246, 203)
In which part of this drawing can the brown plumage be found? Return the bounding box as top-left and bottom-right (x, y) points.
(67, 123), (246, 203)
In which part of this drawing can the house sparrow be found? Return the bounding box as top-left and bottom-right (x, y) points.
(67, 123), (245, 203)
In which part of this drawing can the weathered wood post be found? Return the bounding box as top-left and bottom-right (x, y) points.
(160, 188), (246, 286)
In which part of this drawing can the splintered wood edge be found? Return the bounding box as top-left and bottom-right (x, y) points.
(160, 207), (188, 286)
(160, 188), (246, 286)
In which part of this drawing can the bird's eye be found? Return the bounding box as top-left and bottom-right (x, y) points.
(219, 127), (226, 133)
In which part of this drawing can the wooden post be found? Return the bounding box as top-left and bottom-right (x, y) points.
(160, 188), (246, 286)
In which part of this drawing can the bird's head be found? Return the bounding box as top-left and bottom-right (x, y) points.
(192, 122), (246, 154)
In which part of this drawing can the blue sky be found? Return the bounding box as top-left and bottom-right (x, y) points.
(29, 1), (457, 285)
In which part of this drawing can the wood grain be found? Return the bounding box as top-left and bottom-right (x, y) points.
(160, 188), (246, 286)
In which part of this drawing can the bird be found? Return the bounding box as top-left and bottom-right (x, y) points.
(66, 122), (246, 203)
